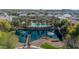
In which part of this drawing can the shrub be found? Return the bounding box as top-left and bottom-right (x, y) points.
(0, 31), (18, 49)
(0, 19), (12, 31)
(40, 43), (60, 49)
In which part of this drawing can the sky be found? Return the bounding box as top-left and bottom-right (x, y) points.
(0, 0), (79, 9)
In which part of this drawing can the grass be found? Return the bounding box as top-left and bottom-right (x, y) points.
(40, 43), (60, 49)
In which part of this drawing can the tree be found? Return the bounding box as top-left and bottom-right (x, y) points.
(64, 22), (79, 48)
(0, 19), (12, 31)
(0, 31), (18, 49)
(53, 18), (69, 41)
(59, 19), (70, 38)
(60, 19), (70, 27)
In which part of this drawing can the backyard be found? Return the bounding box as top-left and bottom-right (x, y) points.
(0, 14), (79, 49)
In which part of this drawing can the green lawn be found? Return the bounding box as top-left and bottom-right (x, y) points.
(40, 43), (60, 49)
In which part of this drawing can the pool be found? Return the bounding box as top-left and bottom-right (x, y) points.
(15, 30), (59, 43)
(31, 22), (49, 27)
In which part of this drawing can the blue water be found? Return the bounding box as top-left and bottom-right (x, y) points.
(15, 30), (58, 43)
(31, 22), (48, 27)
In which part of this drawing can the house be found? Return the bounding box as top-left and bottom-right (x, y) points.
(0, 12), (13, 21)
(55, 14), (72, 19)
(47, 13), (53, 17)
(19, 13), (27, 16)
